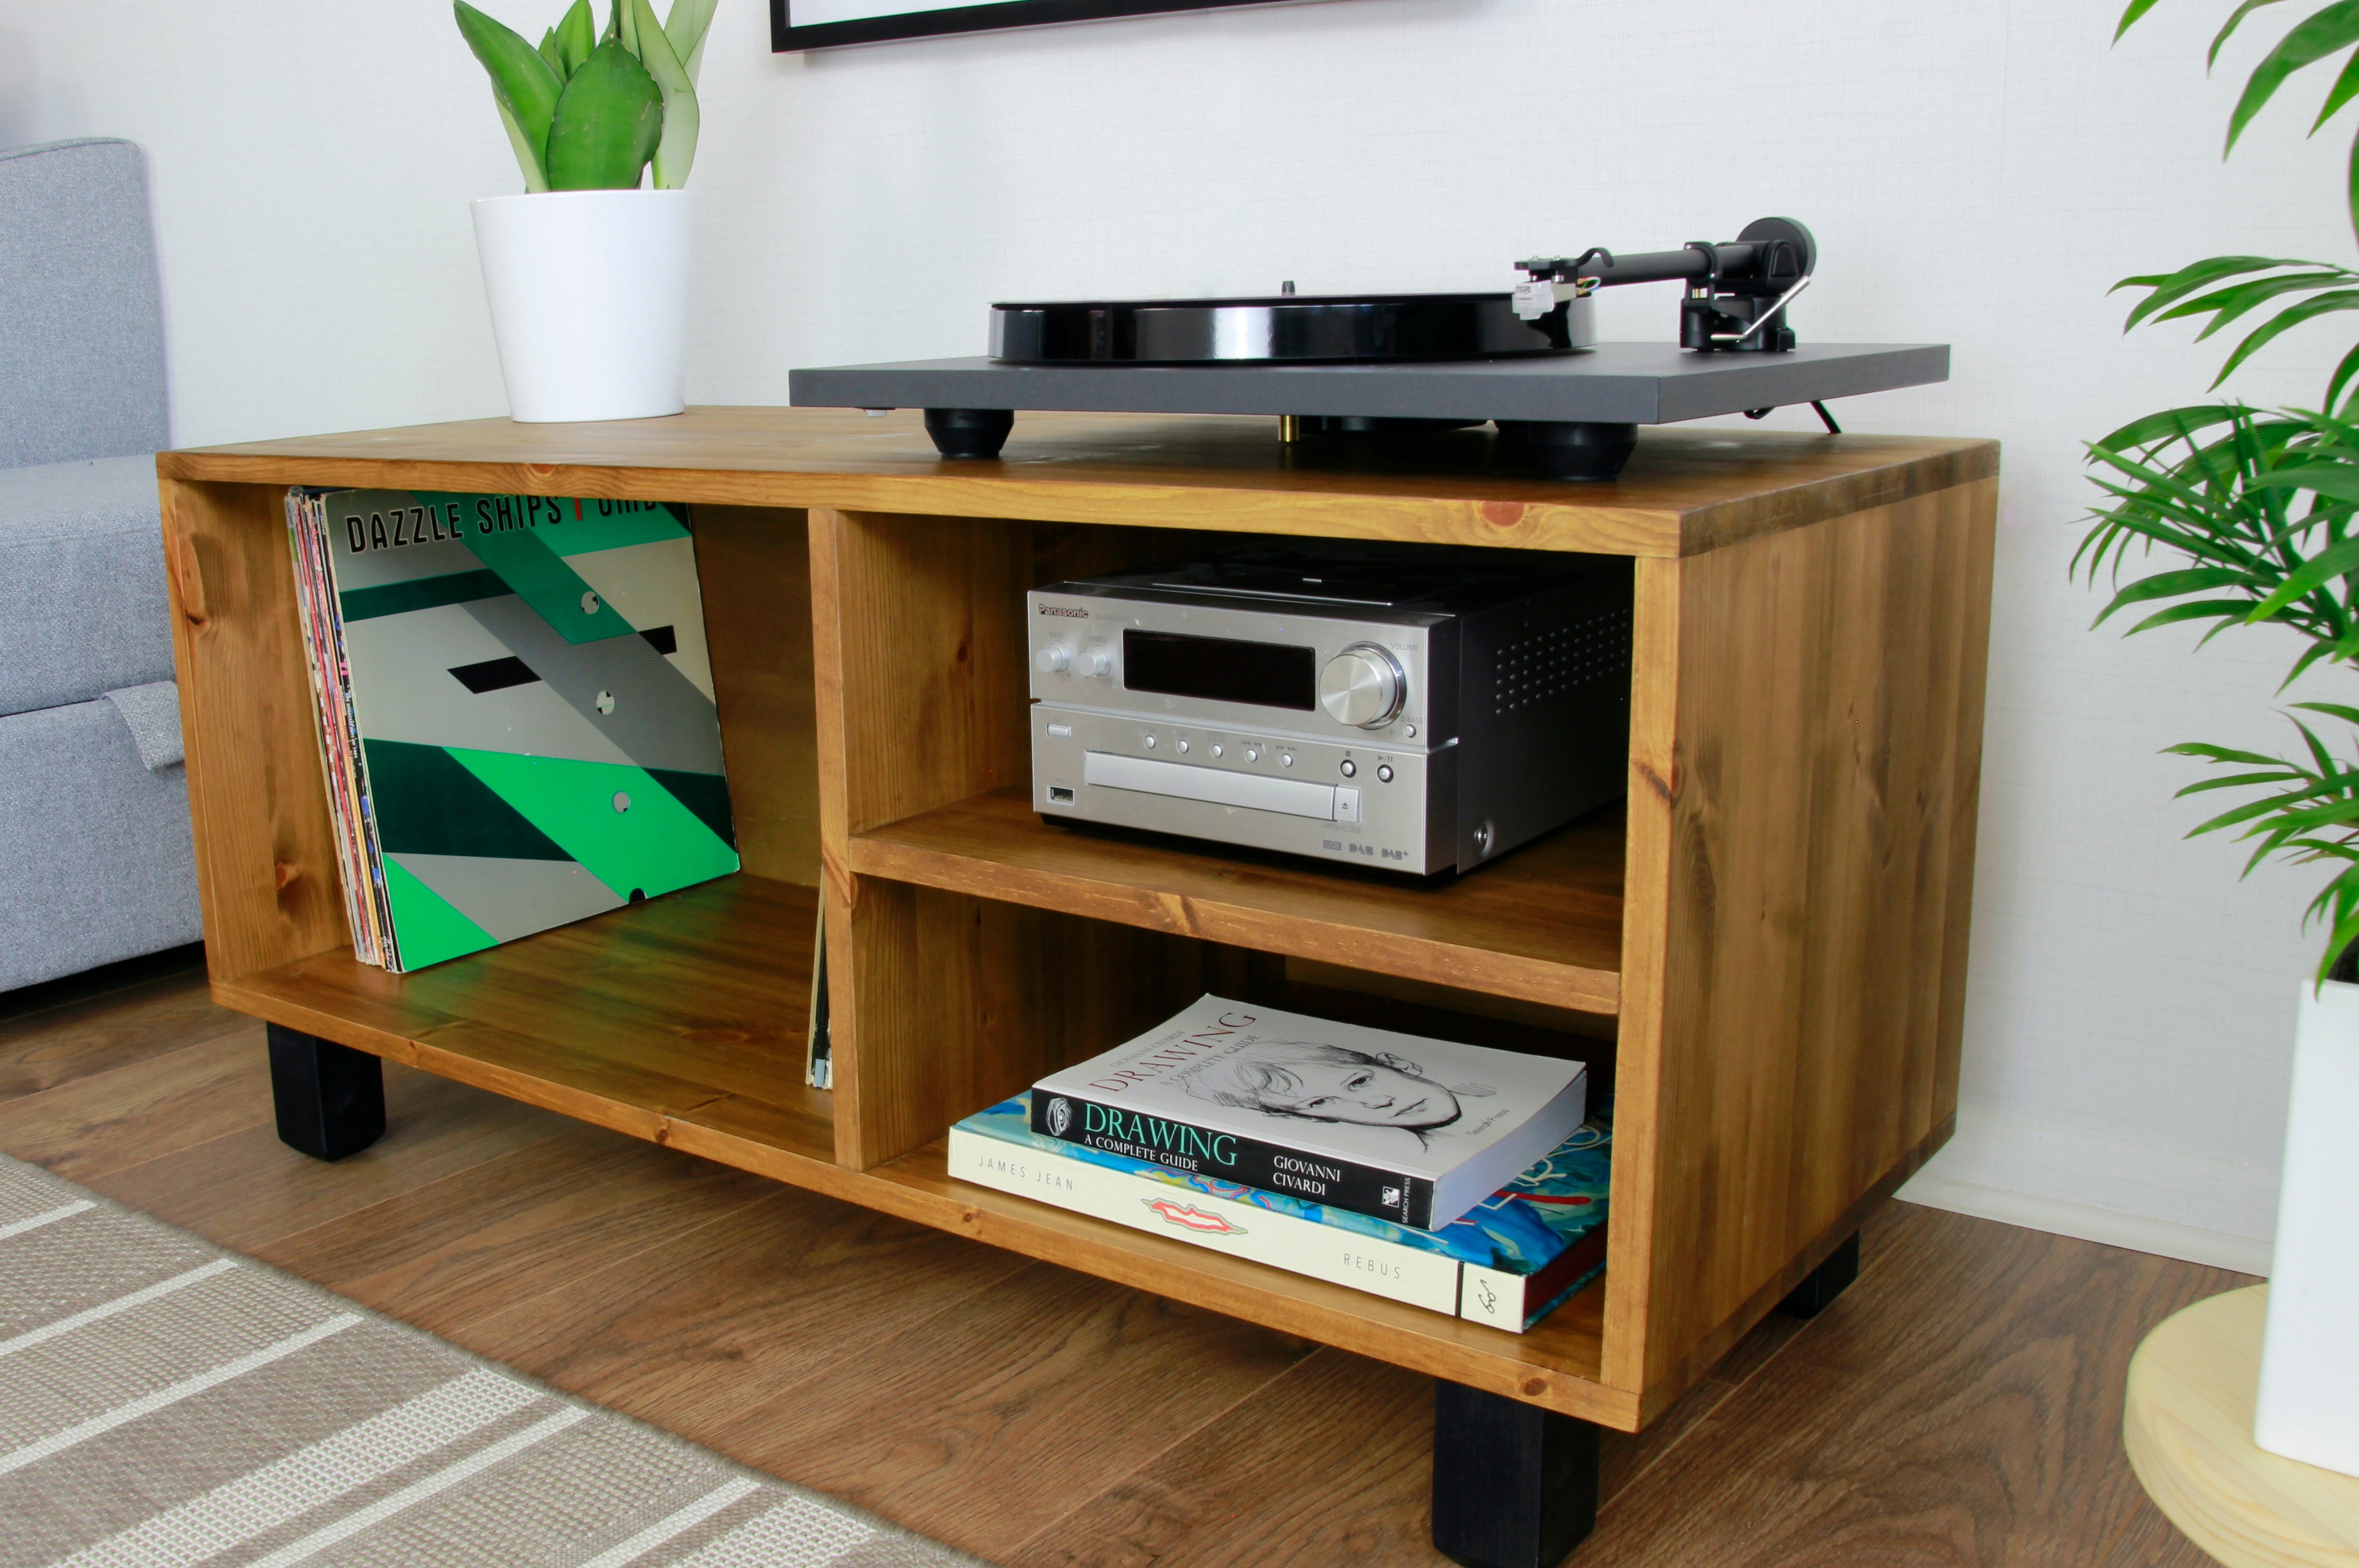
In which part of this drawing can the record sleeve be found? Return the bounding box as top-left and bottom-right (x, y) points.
(285, 489), (738, 971)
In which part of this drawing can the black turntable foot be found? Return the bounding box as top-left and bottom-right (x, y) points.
(923, 407), (1015, 460)
(1497, 420), (1639, 482)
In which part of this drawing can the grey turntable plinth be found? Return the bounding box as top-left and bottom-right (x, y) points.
(787, 341), (1950, 480)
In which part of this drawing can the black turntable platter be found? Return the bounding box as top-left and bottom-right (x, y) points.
(989, 291), (1586, 364)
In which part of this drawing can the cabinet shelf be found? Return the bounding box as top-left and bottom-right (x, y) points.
(208, 869), (1628, 1423)
(863, 1137), (1616, 1421)
(212, 874), (838, 1167)
(850, 787), (1627, 1014)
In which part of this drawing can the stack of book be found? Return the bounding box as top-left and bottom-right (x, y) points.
(949, 996), (1607, 1332)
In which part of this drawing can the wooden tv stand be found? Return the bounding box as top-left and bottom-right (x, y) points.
(158, 408), (1996, 1567)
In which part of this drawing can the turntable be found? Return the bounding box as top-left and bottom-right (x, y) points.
(788, 218), (1948, 480)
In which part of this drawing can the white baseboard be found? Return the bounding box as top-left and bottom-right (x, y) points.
(1898, 1171), (2274, 1277)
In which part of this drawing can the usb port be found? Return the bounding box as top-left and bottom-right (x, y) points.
(1047, 786), (1075, 803)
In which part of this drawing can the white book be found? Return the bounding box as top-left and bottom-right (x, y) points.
(1031, 995), (1586, 1230)
(949, 1123), (1465, 1317)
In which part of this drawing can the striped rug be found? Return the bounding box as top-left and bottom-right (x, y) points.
(0, 1152), (986, 1567)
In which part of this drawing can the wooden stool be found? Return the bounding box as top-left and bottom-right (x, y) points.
(2125, 1286), (2359, 1566)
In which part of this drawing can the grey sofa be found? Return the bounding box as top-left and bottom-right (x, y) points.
(0, 138), (200, 991)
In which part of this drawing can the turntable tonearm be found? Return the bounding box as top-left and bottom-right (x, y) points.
(788, 218), (1948, 481)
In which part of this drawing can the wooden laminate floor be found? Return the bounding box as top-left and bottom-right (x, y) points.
(1, 948), (2244, 1567)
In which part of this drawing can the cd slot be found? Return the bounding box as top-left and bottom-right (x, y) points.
(1083, 750), (1339, 821)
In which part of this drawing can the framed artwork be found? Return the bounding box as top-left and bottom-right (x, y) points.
(773, 0), (1296, 51)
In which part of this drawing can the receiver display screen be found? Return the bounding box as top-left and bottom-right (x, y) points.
(1123, 630), (1316, 711)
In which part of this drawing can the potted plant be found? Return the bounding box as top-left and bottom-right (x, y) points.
(2089, 0), (2359, 1481)
(455, 0), (717, 422)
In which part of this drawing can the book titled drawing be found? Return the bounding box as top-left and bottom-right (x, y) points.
(285, 488), (738, 972)
(1030, 996), (1586, 1231)
(953, 1095), (1610, 1331)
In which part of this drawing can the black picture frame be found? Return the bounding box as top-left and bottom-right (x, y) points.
(773, 0), (1289, 52)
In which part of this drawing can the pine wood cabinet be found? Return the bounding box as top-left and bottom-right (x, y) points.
(159, 408), (1994, 1531)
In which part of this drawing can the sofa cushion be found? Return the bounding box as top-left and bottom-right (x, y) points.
(104, 681), (184, 771)
(0, 455), (173, 717)
(0, 697), (200, 992)
(0, 138), (167, 470)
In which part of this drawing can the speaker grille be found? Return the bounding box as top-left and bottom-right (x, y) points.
(1493, 606), (1633, 716)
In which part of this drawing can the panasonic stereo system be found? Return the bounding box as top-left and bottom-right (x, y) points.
(1027, 544), (1635, 875)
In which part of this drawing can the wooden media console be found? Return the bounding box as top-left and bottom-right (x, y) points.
(158, 407), (1997, 1565)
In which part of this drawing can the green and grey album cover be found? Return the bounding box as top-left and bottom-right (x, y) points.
(313, 488), (738, 970)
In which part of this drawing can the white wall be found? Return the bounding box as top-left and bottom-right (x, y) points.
(6, 0), (2346, 1273)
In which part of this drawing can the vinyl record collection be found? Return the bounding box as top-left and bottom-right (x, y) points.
(285, 487), (739, 972)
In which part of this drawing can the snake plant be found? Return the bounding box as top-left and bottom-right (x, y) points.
(2079, 2), (2359, 980)
(455, 0), (718, 192)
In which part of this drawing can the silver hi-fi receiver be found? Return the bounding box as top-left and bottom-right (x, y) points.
(1027, 544), (1633, 874)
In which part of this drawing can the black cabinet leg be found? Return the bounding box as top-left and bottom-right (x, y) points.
(1432, 1380), (1599, 1568)
(1775, 1230), (1860, 1319)
(267, 1023), (385, 1161)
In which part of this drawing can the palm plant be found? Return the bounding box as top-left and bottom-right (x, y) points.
(454, 0), (718, 193)
(2111, 0), (2359, 391)
(2085, 1), (2359, 979)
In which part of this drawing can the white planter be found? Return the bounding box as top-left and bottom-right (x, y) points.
(2254, 977), (2359, 1478)
(471, 190), (694, 423)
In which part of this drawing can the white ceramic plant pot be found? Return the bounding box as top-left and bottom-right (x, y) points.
(471, 190), (694, 423)
(2253, 977), (2359, 1478)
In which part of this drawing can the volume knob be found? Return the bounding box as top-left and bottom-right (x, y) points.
(1319, 643), (1404, 728)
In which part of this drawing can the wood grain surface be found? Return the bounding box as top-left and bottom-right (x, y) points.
(212, 872), (831, 1152)
(710, 1269), (1321, 1560)
(1606, 480), (1997, 1401)
(851, 788), (1626, 1014)
(1578, 1205), (2250, 1568)
(692, 505), (822, 886)
(806, 508), (1226, 1168)
(825, 877), (1216, 1170)
(2124, 1286), (2359, 1567)
(0, 946), (235, 1100)
(250, 1122), (783, 1335)
(809, 504), (1020, 1169)
(158, 409), (1996, 559)
(461, 1186), (1033, 1430)
(101, 1067), (571, 1253)
(159, 479), (349, 983)
(198, 873), (1628, 1422)
(157, 421), (1997, 1444)
(0, 1026), (274, 1184)
(0, 953), (2243, 1567)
